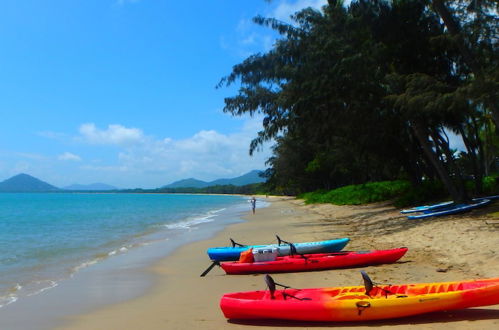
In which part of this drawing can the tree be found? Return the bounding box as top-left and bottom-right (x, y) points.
(220, 0), (497, 201)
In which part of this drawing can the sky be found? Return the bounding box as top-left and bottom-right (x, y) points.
(0, 0), (329, 189)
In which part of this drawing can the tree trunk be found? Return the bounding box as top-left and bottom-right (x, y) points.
(411, 120), (467, 203)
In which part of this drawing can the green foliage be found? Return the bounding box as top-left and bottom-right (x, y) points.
(482, 174), (499, 194)
(121, 183), (268, 196)
(300, 180), (452, 207)
(392, 181), (447, 207)
(220, 0), (498, 201)
(300, 180), (411, 205)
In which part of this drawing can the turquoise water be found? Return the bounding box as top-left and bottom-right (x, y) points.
(0, 193), (247, 308)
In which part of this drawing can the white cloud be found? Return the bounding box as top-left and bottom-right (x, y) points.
(66, 117), (271, 188)
(224, 1), (328, 58)
(78, 123), (145, 146)
(272, 0), (327, 22)
(0, 117), (271, 188)
(58, 152), (82, 162)
(119, 117), (270, 182)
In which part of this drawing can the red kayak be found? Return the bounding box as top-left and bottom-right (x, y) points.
(220, 247), (408, 275)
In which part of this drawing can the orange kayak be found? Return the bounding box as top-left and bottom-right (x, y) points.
(220, 275), (499, 321)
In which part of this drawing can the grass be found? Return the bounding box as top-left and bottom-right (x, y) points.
(300, 180), (411, 205)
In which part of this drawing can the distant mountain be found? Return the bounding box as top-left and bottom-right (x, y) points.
(209, 170), (266, 186)
(163, 178), (209, 189)
(0, 173), (60, 192)
(63, 183), (118, 191)
(163, 170), (265, 189)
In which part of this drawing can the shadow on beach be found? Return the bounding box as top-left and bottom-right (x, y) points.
(227, 308), (499, 327)
(291, 200), (499, 240)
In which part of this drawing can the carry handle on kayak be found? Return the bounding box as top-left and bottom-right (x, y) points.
(361, 270), (392, 298)
(276, 235), (292, 246)
(289, 243), (309, 261)
(264, 274), (310, 301)
(230, 238), (246, 247)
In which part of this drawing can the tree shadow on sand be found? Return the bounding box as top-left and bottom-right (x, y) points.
(292, 200), (499, 239)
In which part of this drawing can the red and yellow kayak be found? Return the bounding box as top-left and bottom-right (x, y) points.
(220, 277), (499, 321)
(220, 247), (408, 275)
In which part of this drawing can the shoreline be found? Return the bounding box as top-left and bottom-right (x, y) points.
(0, 194), (252, 330)
(57, 196), (499, 329)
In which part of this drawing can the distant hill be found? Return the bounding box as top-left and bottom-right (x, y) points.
(0, 173), (60, 192)
(209, 170), (266, 186)
(63, 183), (118, 191)
(163, 178), (209, 189)
(163, 170), (265, 188)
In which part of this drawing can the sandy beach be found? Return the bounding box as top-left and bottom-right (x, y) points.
(58, 196), (499, 329)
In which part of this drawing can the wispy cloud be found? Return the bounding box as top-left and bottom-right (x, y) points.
(78, 123), (145, 146)
(271, 0), (327, 22)
(58, 152), (82, 162)
(72, 116), (271, 187)
(1, 117), (271, 188)
(223, 1), (327, 58)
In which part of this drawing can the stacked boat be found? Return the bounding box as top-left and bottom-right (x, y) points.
(204, 195), (498, 323)
(401, 196), (498, 219)
(220, 247), (408, 275)
(207, 236), (350, 262)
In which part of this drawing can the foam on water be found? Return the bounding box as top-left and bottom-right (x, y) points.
(0, 193), (248, 309)
(163, 207), (226, 229)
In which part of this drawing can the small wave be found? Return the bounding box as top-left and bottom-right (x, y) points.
(27, 281), (58, 296)
(71, 259), (100, 273)
(0, 294), (18, 308)
(23, 280), (58, 297)
(0, 282), (22, 308)
(163, 208), (226, 230)
(7, 283), (22, 293)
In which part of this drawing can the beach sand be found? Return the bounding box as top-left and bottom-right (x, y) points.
(58, 197), (499, 329)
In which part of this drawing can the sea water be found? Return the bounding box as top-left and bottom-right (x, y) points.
(0, 193), (251, 310)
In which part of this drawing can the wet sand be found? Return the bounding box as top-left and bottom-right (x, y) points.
(58, 197), (499, 329)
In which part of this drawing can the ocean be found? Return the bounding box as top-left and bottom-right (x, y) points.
(0, 192), (253, 314)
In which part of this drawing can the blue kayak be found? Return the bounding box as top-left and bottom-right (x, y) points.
(401, 201), (454, 214)
(401, 195), (499, 214)
(407, 199), (491, 220)
(207, 237), (350, 261)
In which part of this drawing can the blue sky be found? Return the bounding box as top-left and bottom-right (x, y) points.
(0, 0), (329, 188)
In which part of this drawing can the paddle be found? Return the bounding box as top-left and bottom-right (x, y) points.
(200, 260), (220, 277)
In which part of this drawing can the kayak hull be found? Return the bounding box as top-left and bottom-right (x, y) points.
(401, 195), (497, 215)
(220, 278), (499, 322)
(407, 199), (491, 219)
(207, 238), (350, 261)
(220, 247), (408, 275)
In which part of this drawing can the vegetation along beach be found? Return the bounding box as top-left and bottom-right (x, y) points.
(0, 0), (498, 329)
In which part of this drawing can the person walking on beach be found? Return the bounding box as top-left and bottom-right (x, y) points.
(251, 197), (256, 214)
